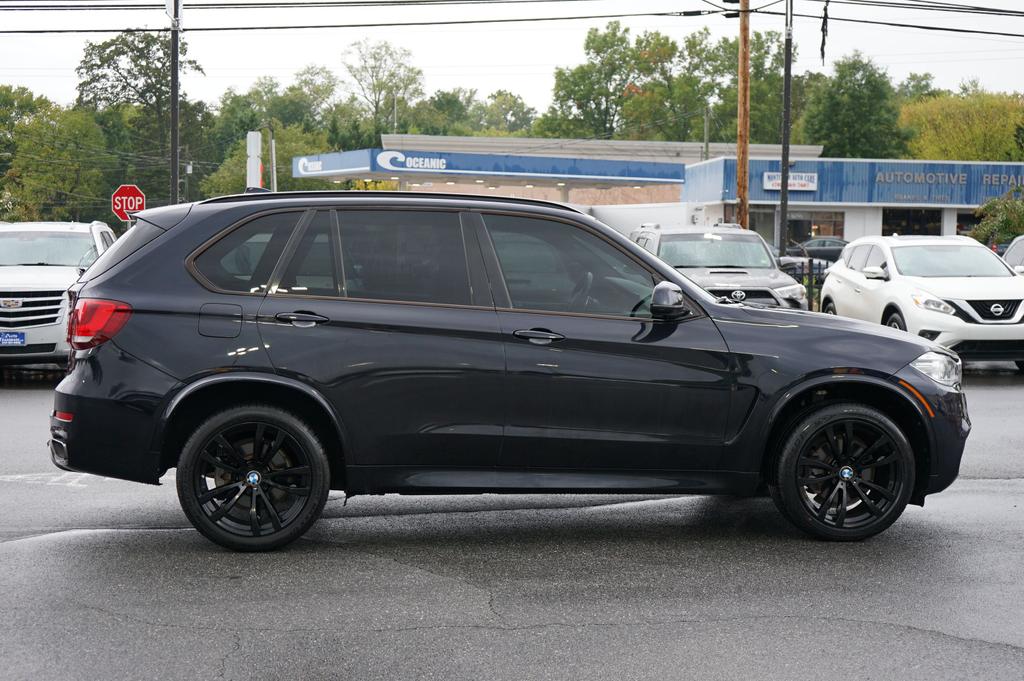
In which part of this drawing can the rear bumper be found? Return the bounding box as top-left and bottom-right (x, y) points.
(48, 344), (178, 484)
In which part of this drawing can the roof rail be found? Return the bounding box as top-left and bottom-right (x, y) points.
(199, 190), (585, 214)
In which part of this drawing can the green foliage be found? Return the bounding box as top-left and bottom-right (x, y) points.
(3, 106), (106, 221)
(343, 39), (424, 136)
(536, 22), (638, 139)
(200, 123), (334, 197)
(901, 92), (1024, 162)
(972, 187), (1024, 245)
(801, 52), (908, 158)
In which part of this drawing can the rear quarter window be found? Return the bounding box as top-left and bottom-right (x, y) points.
(193, 211), (301, 293)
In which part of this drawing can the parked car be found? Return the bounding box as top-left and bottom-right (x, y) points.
(0, 221), (116, 366)
(1002, 234), (1024, 269)
(778, 255), (831, 290)
(51, 192), (968, 550)
(786, 237), (848, 262)
(821, 235), (1024, 370)
(633, 225), (808, 309)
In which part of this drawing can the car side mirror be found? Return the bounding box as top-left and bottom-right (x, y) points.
(651, 281), (691, 320)
(862, 265), (888, 281)
(1014, 265), (1024, 275)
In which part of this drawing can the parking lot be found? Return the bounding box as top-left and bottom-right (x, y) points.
(0, 364), (1021, 680)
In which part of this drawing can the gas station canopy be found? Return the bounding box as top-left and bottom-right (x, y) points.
(291, 148), (686, 192)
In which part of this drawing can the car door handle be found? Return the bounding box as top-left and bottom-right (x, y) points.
(513, 329), (565, 345)
(275, 312), (329, 328)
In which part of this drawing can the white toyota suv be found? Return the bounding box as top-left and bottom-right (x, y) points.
(821, 235), (1024, 369)
(0, 221), (116, 367)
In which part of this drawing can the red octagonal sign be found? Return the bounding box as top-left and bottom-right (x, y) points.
(111, 184), (145, 222)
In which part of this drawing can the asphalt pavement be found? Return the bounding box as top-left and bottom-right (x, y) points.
(1, 364), (1023, 680)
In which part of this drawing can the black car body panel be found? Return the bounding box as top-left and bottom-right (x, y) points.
(51, 192), (968, 510)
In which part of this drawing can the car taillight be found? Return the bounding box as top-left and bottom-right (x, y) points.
(67, 298), (132, 350)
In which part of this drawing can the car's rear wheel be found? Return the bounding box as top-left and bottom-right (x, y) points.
(885, 310), (906, 330)
(822, 300), (836, 315)
(176, 405), (330, 551)
(769, 403), (914, 541)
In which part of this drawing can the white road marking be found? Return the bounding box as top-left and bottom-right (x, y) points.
(0, 471), (174, 487)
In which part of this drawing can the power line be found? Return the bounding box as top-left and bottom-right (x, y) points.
(0, 8), (719, 32)
(755, 8), (1024, 40)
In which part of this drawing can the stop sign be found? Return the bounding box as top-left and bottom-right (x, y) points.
(111, 184), (146, 222)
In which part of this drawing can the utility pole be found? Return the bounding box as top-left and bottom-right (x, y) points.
(736, 0), (751, 228)
(168, 0), (181, 204)
(778, 0), (794, 256)
(703, 105), (710, 162)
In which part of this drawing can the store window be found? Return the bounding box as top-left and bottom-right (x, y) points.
(882, 209), (941, 236)
(723, 205), (845, 247)
(956, 211), (981, 236)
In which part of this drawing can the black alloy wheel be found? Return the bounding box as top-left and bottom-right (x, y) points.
(770, 403), (914, 541)
(176, 405), (331, 551)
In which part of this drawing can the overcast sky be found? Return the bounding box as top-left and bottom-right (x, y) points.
(2, 0), (1022, 113)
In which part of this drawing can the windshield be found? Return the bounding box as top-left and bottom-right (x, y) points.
(0, 231), (97, 267)
(658, 232), (774, 269)
(891, 244), (1011, 278)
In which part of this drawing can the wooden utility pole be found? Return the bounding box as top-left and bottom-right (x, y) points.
(736, 0), (751, 228)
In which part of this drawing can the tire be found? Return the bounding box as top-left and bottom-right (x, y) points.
(176, 404), (331, 551)
(769, 403), (915, 541)
(884, 310), (906, 331)
(822, 300), (836, 315)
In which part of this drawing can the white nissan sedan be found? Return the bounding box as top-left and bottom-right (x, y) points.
(821, 235), (1024, 370)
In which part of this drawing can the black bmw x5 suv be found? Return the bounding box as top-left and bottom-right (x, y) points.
(50, 192), (970, 550)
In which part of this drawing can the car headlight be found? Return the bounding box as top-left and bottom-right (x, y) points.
(776, 283), (806, 300)
(910, 291), (955, 315)
(910, 351), (962, 387)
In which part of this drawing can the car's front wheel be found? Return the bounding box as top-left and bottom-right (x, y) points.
(176, 405), (331, 551)
(884, 310), (906, 331)
(770, 403), (915, 541)
(822, 300), (837, 315)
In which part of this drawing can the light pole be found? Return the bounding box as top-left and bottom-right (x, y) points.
(168, 0), (181, 204)
(778, 0), (794, 257)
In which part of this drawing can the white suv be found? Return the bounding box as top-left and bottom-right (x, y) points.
(0, 221), (116, 367)
(821, 235), (1024, 369)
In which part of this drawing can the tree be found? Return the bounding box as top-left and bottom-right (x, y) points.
(201, 123), (334, 196)
(409, 88), (482, 136)
(477, 90), (536, 134)
(901, 91), (1024, 161)
(972, 187), (1024, 245)
(534, 22), (639, 139)
(800, 52), (908, 158)
(0, 85), (49, 182)
(75, 32), (207, 205)
(897, 72), (945, 102)
(342, 39), (423, 137)
(3, 106), (107, 221)
(706, 31), (789, 144)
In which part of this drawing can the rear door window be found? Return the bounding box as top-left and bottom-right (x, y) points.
(847, 245), (871, 271)
(193, 211), (300, 293)
(338, 210), (471, 305)
(275, 211), (340, 297)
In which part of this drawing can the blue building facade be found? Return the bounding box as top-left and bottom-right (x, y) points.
(683, 157), (1024, 244)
